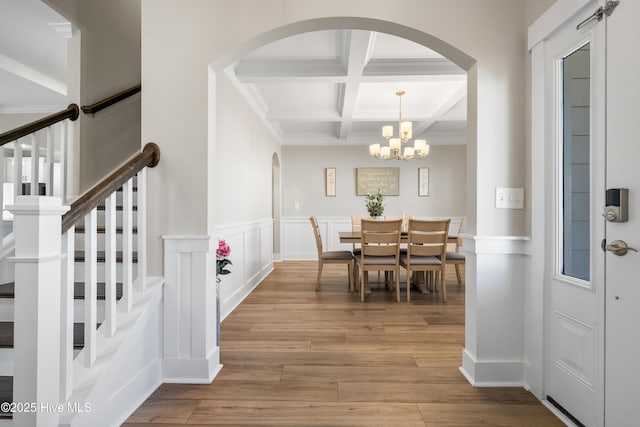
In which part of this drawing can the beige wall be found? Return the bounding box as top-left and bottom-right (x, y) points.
(214, 74), (281, 225)
(45, 0), (141, 192)
(282, 145), (466, 219)
(0, 114), (48, 133)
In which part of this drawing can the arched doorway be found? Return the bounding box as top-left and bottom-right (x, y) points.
(207, 14), (478, 378)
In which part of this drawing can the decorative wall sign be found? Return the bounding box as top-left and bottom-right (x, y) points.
(418, 167), (429, 196)
(325, 167), (336, 196)
(356, 167), (399, 196)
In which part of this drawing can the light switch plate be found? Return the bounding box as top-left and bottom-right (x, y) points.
(496, 188), (524, 209)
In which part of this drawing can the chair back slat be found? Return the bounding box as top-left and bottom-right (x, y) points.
(360, 219), (402, 257)
(407, 219), (450, 257)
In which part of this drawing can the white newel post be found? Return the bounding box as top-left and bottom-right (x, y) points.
(8, 196), (69, 427)
(162, 236), (222, 383)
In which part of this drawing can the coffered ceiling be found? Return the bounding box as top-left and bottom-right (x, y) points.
(225, 29), (467, 146)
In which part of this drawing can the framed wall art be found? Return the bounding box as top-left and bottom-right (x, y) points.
(325, 167), (336, 196)
(418, 167), (429, 196)
(356, 167), (399, 196)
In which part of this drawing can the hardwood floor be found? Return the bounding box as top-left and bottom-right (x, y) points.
(125, 261), (562, 426)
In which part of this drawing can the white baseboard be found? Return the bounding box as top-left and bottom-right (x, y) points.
(162, 347), (223, 384)
(110, 360), (163, 427)
(460, 347), (525, 387)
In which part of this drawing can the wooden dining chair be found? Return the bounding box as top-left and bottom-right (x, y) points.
(446, 216), (466, 285)
(355, 218), (402, 302)
(350, 216), (366, 255)
(309, 216), (355, 291)
(400, 219), (450, 303)
(446, 237), (465, 285)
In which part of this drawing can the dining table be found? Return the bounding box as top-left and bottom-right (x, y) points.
(338, 231), (459, 245)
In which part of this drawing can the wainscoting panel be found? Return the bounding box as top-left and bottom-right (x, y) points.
(215, 219), (273, 319)
(282, 216), (463, 260)
(282, 217), (358, 260)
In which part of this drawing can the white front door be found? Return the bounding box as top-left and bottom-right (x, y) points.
(543, 3), (606, 426)
(604, 0), (640, 424)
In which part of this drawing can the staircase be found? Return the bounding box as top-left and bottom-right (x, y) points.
(0, 182), (138, 419)
(0, 111), (162, 424)
(0, 92), (223, 426)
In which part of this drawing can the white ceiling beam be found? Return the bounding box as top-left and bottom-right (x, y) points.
(413, 86), (467, 136)
(234, 58), (463, 83)
(337, 30), (374, 139)
(0, 53), (66, 95)
(266, 110), (341, 122)
(234, 59), (346, 83)
(364, 58), (465, 76)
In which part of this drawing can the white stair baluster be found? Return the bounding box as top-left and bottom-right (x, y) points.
(14, 139), (22, 197)
(122, 179), (133, 312)
(137, 169), (146, 290)
(46, 126), (54, 196)
(105, 193), (117, 336)
(60, 121), (67, 202)
(30, 133), (39, 196)
(60, 226), (75, 399)
(84, 208), (98, 367)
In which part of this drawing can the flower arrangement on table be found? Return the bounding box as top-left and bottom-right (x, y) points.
(216, 240), (232, 283)
(365, 189), (385, 218)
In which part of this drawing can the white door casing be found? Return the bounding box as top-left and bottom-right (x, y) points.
(604, 0), (640, 424)
(542, 2), (606, 426)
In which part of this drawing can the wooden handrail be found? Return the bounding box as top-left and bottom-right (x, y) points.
(81, 84), (141, 115)
(61, 142), (160, 233)
(0, 104), (79, 147)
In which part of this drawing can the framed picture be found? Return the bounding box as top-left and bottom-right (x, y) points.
(325, 167), (336, 196)
(418, 168), (429, 196)
(356, 167), (399, 196)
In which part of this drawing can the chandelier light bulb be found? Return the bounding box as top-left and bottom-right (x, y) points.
(382, 125), (393, 139)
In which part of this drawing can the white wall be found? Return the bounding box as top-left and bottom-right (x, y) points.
(45, 0), (142, 192)
(0, 113), (48, 133)
(282, 144), (466, 219)
(213, 74), (281, 226)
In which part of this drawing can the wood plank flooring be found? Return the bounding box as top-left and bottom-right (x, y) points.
(125, 261), (562, 426)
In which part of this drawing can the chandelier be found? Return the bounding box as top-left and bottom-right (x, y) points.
(369, 90), (430, 160)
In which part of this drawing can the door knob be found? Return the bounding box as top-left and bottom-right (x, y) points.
(605, 240), (638, 256)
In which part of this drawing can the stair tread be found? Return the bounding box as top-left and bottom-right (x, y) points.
(0, 282), (123, 300)
(0, 376), (11, 417)
(0, 321), (97, 349)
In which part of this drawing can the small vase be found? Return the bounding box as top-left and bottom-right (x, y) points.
(215, 279), (221, 347)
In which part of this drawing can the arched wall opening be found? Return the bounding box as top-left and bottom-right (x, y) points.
(208, 16), (477, 236)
